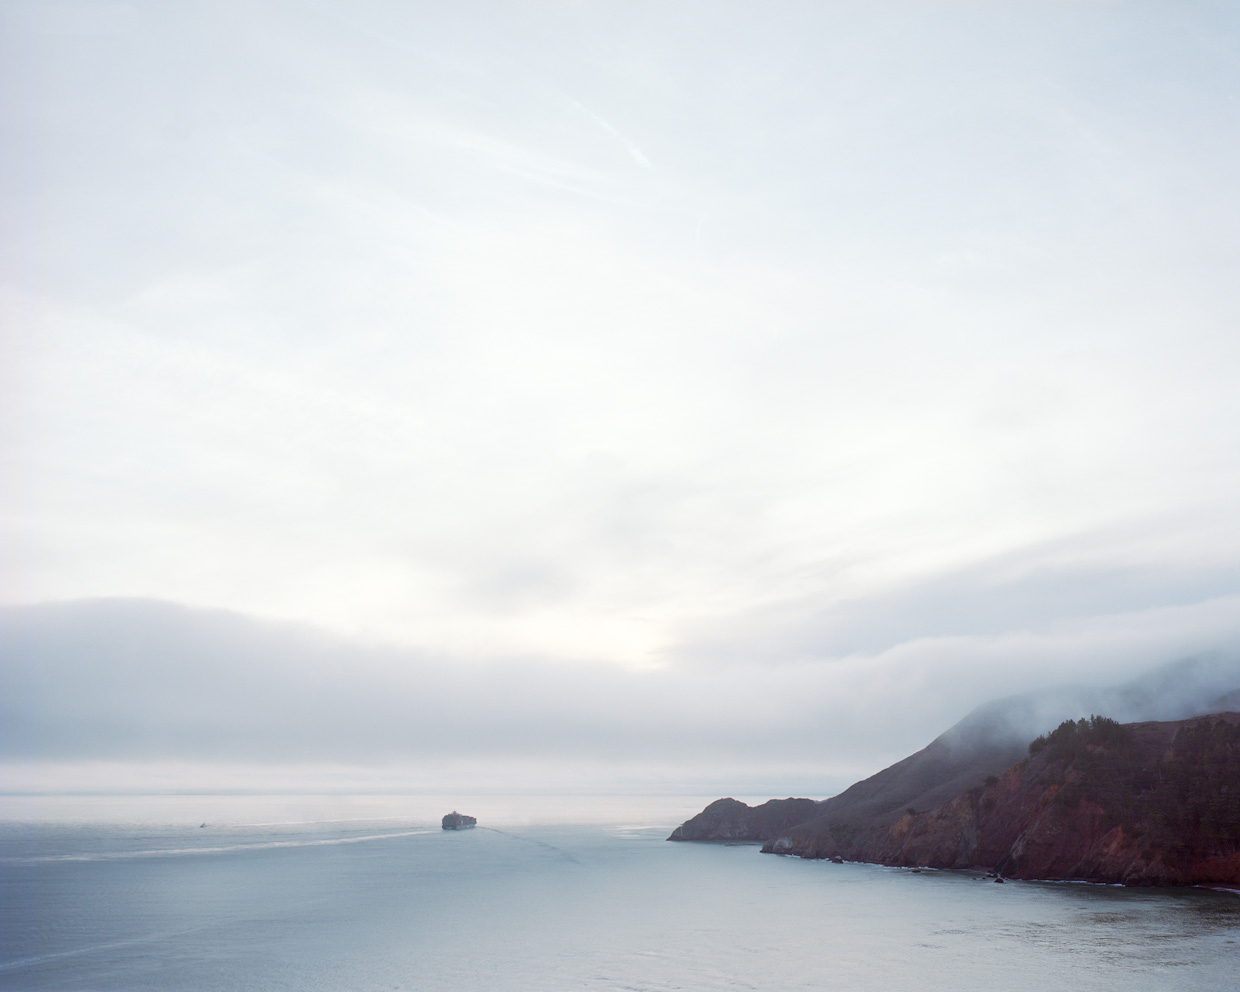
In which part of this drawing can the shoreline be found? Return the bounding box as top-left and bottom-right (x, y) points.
(766, 851), (1240, 892)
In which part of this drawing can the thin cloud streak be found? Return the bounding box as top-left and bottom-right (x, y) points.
(561, 93), (655, 169)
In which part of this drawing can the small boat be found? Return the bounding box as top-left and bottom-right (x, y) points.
(442, 811), (477, 830)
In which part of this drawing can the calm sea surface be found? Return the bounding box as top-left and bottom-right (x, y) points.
(2, 794), (1237, 991)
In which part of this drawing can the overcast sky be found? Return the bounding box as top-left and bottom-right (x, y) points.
(3, 1), (1239, 793)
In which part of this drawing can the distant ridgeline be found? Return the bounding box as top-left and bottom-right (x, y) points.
(671, 713), (1240, 887)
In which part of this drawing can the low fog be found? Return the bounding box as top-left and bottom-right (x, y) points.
(4, 598), (1238, 795)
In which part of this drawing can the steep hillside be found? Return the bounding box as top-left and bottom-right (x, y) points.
(764, 714), (1240, 886)
(670, 654), (1240, 852)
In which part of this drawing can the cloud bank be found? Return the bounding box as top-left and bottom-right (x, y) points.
(3, 597), (1237, 794)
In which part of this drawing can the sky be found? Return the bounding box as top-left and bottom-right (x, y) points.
(3, 0), (1239, 795)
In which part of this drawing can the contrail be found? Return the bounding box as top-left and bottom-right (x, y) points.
(562, 94), (654, 169)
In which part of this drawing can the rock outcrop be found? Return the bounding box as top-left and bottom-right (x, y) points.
(667, 797), (818, 842)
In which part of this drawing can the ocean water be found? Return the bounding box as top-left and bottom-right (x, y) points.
(2, 794), (1237, 991)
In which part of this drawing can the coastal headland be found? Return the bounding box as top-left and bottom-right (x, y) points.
(671, 711), (1240, 887)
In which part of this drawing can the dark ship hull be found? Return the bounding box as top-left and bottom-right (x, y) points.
(441, 811), (477, 830)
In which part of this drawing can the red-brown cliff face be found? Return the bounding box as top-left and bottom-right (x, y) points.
(763, 713), (1240, 886)
(679, 658), (1240, 871)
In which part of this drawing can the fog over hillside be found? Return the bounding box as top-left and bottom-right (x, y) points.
(3, 598), (1237, 794)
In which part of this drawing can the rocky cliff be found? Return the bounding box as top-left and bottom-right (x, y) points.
(667, 797), (819, 842)
(762, 713), (1240, 886)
